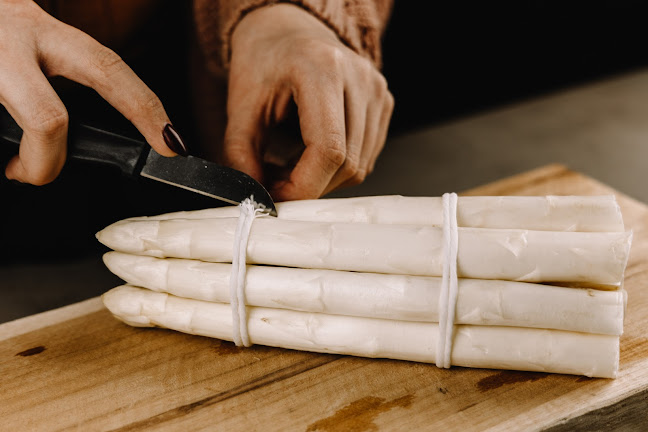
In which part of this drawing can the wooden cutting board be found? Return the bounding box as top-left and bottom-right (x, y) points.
(2, 164), (647, 431)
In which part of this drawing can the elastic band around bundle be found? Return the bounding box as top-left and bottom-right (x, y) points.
(436, 192), (459, 368)
(229, 197), (268, 347)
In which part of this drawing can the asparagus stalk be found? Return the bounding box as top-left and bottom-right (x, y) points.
(102, 285), (620, 378)
(121, 195), (625, 232)
(103, 252), (625, 335)
(96, 218), (632, 287)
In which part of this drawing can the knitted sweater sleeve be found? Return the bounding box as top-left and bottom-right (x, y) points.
(193, 0), (393, 74)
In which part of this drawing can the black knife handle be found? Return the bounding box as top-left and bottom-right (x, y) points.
(0, 106), (149, 177)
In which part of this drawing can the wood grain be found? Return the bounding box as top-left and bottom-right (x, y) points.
(2, 164), (647, 432)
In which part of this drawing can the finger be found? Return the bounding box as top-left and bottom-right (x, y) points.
(222, 87), (265, 182)
(337, 79), (394, 192)
(38, 22), (178, 157)
(332, 93), (387, 193)
(0, 66), (68, 185)
(271, 80), (346, 201)
(367, 90), (394, 174)
(321, 88), (366, 195)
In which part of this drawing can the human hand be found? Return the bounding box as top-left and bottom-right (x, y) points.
(225, 3), (394, 201)
(0, 0), (185, 185)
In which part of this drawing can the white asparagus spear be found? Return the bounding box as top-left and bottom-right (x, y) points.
(102, 286), (620, 378)
(103, 252), (625, 335)
(121, 195), (625, 232)
(96, 218), (632, 287)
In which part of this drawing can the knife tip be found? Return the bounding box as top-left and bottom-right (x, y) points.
(245, 195), (278, 217)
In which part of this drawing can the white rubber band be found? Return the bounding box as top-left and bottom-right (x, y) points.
(230, 197), (267, 347)
(436, 192), (459, 368)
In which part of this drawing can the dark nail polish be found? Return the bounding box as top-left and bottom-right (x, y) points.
(163, 124), (189, 156)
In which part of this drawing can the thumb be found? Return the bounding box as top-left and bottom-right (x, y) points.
(223, 102), (264, 183)
(2, 70), (68, 185)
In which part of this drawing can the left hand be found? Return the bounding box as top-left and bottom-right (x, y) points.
(224, 3), (394, 201)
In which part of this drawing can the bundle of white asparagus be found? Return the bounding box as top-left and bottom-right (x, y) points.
(97, 195), (632, 378)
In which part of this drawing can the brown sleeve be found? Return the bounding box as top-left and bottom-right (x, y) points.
(193, 0), (394, 75)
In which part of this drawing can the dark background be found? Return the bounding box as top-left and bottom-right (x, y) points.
(383, 1), (648, 135)
(3, 1), (648, 261)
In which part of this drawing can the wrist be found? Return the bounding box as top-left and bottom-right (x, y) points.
(232, 3), (340, 52)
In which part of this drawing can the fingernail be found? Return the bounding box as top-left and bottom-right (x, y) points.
(163, 124), (189, 156)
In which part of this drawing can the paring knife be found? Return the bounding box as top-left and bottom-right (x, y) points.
(0, 107), (277, 216)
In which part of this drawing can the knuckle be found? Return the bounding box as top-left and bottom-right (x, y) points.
(223, 143), (246, 163)
(136, 90), (164, 115)
(312, 43), (345, 71)
(339, 154), (360, 179)
(341, 159), (366, 186)
(224, 135), (244, 149)
(372, 73), (390, 97)
(375, 72), (389, 90)
(28, 106), (69, 137)
(225, 130), (254, 152)
(289, 42), (347, 86)
(350, 168), (368, 185)
(319, 135), (346, 168)
(386, 90), (395, 111)
(326, 45), (346, 67)
(90, 46), (126, 79)
(323, 146), (346, 168)
(358, 59), (374, 78)
(223, 137), (254, 166)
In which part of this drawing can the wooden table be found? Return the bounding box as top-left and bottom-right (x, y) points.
(1, 164), (647, 431)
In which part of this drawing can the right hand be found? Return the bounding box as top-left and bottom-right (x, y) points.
(0, 0), (178, 185)
(224, 4), (394, 201)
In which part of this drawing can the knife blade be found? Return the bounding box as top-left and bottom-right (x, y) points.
(0, 107), (277, 216)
